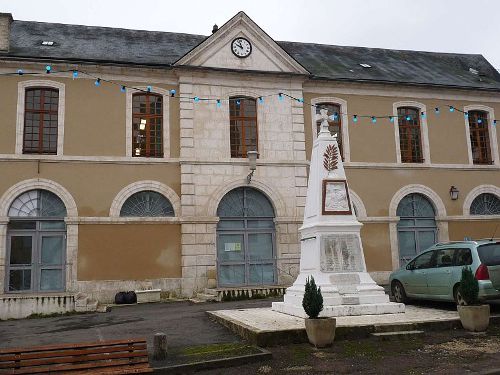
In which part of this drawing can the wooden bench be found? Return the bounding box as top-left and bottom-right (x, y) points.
(0, 338), (153, 374)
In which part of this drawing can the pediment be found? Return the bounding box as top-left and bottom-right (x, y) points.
(174, 12), (309, 75)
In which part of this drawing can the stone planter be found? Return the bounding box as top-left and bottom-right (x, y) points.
(135, 289), (161, 304)
(304, 318), (336, 348)
(457, 304), (490, 332)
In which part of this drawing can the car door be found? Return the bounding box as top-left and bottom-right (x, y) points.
(425, 248), (455, 298)
(404, 250), (436, 296)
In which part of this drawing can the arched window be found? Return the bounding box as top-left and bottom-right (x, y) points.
(216, 187), (276, 286)
(396, 193), (437, 265)
(398, 107), (423, 163)
(468, 110), (492, 164)
(229, 97), (258, 158)
(120, 191), (174, 217)
(132, 93), (163, 158)
(6, 189), (67, 293)
(23, 88), (59, 154)
(470, 193), (500, 215)
(315, 103), (343, 159)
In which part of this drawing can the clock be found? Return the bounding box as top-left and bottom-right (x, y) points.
(231, 37), (252, 58)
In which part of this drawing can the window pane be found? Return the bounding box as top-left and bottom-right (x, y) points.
(435, 249), (454, 267)
(249, 264), (275, 284)
(217, 234), (245, 261)
(414, 251), (435, 269)
(418, 231), (436, 252)
(470, 193), (500, 215)
(40, 221), (66, 230)
(217, 220), (245, 229)
(478, 244), (500, 266)
(218, 265), (245, 286)
(248, 233), (273, 261)
(229, 97), (257, 158)
(41, 236), (63, 265)
(120, 191), (174, 217)
(10, 236), (32, 265)
(454, 248), (473, 266)
(247, 220), (274, 229)
(398, 231), (416, 258)
(9, 269), (31, 291)
(8, 221), (36, 230)
(40, 269), (63, 291)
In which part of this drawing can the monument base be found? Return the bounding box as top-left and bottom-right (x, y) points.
(271, 271), (405, 318)
(272, 301), (405, 318)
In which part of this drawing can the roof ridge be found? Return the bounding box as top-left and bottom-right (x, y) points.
(14, 19), (207, 39)
(278, 40), (484, 58)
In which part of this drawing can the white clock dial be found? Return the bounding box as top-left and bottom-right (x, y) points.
(231, 37), (252, 58)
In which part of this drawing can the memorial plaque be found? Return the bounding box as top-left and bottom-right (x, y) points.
(322, 180), (352, 215)
(320, 234), (363, 272)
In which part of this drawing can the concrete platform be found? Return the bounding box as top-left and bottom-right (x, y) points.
(208, 305), (500, 347)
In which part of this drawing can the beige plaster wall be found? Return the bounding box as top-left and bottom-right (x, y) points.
(303, 92), (500, 164)
(448, 221), (500, 241)
(0, 162), (180, 216)
(347, 168), (500, 217)
(0, 75), (180, 157)
(361, 223), (393, 271)
(77, 224), (181, 280)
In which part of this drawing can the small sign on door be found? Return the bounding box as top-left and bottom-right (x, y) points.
(225, 242), (242, 252)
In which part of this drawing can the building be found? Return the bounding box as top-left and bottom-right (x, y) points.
(0, 11), (499, 313)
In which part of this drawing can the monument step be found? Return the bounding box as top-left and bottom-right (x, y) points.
(370, 330), (424, 340)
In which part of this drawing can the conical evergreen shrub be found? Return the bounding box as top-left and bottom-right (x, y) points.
(302, 276), (323, 318)
(459, 266), (479, 305)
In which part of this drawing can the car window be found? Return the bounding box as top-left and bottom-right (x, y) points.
(454, 248), (473, 266)
(477, 243), (500, 266)
(413, 251), (435, 269)
(435, 249), (454, 267)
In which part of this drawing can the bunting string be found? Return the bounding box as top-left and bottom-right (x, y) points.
(4, 66), (498, 126)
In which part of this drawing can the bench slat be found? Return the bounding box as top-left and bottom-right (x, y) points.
(0, 350), (148, 369)
(0, 339), (147, 355)
(0, 344), (147, 363)
(2, 357), (149, 374)
(60, 364), (153, 374)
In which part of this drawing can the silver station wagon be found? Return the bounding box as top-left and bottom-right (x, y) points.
(390, 240), (500, 304)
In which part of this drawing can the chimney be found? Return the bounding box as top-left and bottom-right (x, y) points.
(0, 13), (13, 52)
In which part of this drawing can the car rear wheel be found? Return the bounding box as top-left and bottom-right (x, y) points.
(392, 281), (407, 304)
(454, 284), (466, 305)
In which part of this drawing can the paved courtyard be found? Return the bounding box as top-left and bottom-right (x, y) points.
(0, 298), (281, 350)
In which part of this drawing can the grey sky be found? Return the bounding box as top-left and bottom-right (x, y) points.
(2, 0), (500, 70)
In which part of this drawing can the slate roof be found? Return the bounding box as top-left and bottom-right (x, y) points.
(4, 20), (500, 91)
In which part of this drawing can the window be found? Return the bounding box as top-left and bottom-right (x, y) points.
(398, 107), (423, 163)
(409, 250), (435, 269)
(229, 97), (257, 158)
(120, 191), (174, 217)
(468, 111), (492, 164)
(23, 88), (59, 154)
(132, 93), (163, 158)
(6, 190), (67, 293)
(470, 193), (500, 215)
(434, 249), (454, 267)
(454, 248), (472, 266)
(315, 103), (343, 159)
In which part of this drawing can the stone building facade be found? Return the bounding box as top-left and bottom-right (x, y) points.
(0, 11), (499, 311)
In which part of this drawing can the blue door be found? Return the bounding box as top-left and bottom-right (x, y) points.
(397, 193), (437, 267)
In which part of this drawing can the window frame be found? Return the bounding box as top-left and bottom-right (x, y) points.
(311, 97), (350, 162)
(229, 96), (258, 159)
(16, 80), (65, 156)
(393, 101), (430, 165)
(463, 105), (499, 166)
(125, 87), (170, 158)
(131, 92), (164, 158)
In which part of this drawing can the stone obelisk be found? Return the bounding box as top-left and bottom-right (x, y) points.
(272, 110), (404, 317)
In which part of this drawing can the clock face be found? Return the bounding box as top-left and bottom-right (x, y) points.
(231, 37), (252, 58)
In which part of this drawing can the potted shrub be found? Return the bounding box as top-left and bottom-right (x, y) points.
(457, 266), (490, 332)
(302, 276), (336, 348)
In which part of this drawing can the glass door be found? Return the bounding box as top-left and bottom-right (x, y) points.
(39, 234), (65, 291)
(7, 235), (34, 292)
(248, 233), (275, 285)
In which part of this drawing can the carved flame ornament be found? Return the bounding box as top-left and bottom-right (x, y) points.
(323, 144), (339, 172)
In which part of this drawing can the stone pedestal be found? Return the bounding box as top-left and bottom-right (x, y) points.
(272, 110), (404, 317)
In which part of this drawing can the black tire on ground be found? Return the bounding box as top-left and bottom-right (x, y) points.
(454, 284), (465, 305)
(391, 280), (408, 304)
(115, 291), (126, 304)
(125, 291), (137, 304)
